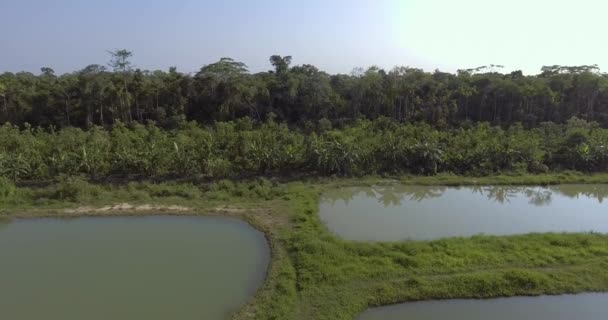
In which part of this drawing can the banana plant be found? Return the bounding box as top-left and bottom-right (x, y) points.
(0, 153), (30, 181)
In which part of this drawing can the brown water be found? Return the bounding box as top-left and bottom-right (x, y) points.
(0, 216), (270, 320)
(358, 293), (608, 320)
(319, 184), (608, 241)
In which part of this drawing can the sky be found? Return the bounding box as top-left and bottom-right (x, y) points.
(1, 0), (606, 75)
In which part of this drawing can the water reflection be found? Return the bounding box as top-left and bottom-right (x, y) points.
(323, 185), (447, 207)
(557, 184), (608, 202)
(319, 183), (608, 241)
(322, 184), (608, 208)
(0, 217), (8, 231)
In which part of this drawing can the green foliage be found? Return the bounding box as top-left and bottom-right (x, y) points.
(206, 179), (285, 201)
(47, 176), (105, 202)
(128, 182), (202, 199)
(2, 119), (608, 183)
(281, 182), (608, 319)
(4, 56), (608, 318)
(0, 176), (16, 201)
(3, 55), (608, 130)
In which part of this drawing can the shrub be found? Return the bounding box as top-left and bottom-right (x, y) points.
(0, 177), (16, 201)
(48, 176), (104, 202)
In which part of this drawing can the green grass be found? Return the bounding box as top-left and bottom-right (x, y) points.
(2, 172), (608, 319)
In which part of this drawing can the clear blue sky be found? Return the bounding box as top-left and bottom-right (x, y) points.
(1, 0), (606, 75)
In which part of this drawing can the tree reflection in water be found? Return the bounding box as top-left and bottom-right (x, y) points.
(376, 185), (445, 205)
(321, 186), (377, 206)
(478, 186), (553, 206)
(321, 184), (446, 207)
(551, 184), (608, 203)
(0, 217), (8, 231)
(321, 184), (608, 207)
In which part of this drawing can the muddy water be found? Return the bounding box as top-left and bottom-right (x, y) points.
(0, 216), (270, 320)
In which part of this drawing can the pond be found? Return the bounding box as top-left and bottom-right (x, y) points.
(357, 293), (608, 320)
(319, 184), (608, 241)
(0, 216), (270, 320)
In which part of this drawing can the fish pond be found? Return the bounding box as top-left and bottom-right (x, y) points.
(0, 216), (269, 320)
(357, 293), (608, 320)
(319, 184), (608, 241)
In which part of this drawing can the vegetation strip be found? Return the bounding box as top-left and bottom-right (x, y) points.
(2, 174), (608, 319)
(3, 118), (608, 183)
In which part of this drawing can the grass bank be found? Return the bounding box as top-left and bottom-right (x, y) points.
(1, 172), (608, 319)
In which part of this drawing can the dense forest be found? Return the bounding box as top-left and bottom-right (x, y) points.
(2, 50), (608, 129)
(1, 50), (608, 182)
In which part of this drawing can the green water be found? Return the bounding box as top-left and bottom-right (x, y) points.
(358, 293), (608, 320)
(0, 216), (269, 320)
(320, 184), (608, 241)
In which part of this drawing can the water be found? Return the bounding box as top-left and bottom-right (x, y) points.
(358, 293), (608, 320)
(0, 216), (270, 320)
(319, 184), (608, 241)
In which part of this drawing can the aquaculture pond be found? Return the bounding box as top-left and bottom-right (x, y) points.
(319, 184), (608, 241)
(357, 293), (608, 320)
(0, 216), (270, 320)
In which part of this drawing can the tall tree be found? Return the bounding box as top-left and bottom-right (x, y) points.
(193, 58), (258, 121)
(0, 79), (7, 121)
(78, 64), (108, 127)
(269, 55), (292, 75)
(108, 49), (133, 123)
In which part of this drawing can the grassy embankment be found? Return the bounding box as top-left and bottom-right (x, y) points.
(1, 172), (608, 320)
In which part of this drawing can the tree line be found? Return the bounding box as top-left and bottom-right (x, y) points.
(1, 50), (608, 129)
(1, 116), (607, 182)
